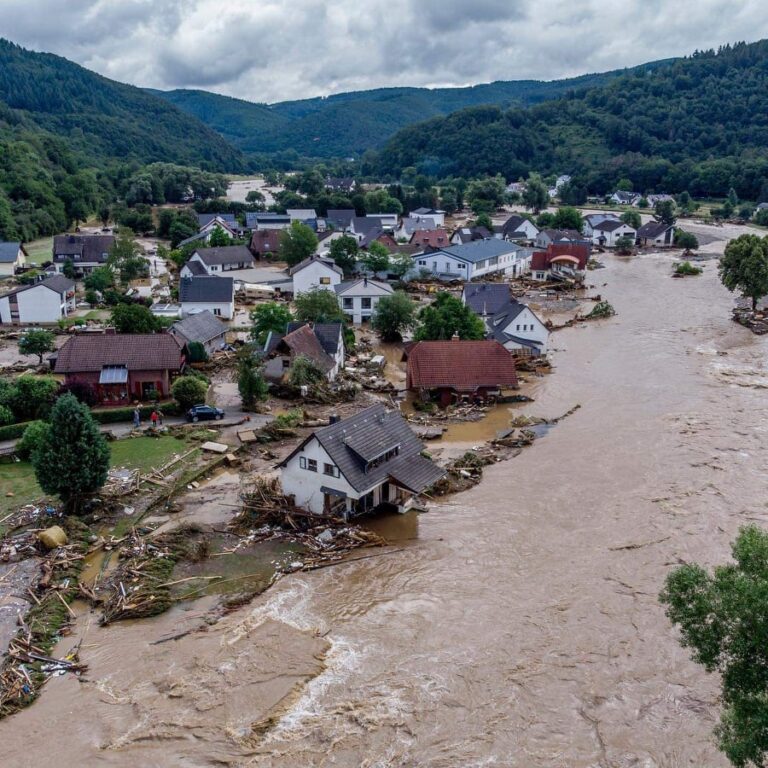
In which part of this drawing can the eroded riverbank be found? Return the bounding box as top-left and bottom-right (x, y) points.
(2, 249), (764, 766)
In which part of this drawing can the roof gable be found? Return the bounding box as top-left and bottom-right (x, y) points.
(55, 334), (183, 373)
(179, 276), (234, 303)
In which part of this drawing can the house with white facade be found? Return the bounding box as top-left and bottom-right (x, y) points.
(0, 242), (26, 278)
(0, 275), (75, 325)
(412, 239), (528, 281)
(500, 215), (539, 242)
(52, 234), (115, 274)
(278, 403), (445, 517)
(365, 213), (399, 229)
(170, 310), (228, 356)
(609, 191), (639, 206)
(582, 213), (621, 240)
(396, 217), (437, 241)
(262, 322), (345, 383)
(590, 220), (637, 247)
(289, 255), (343, 295)
(181, 246), (254, 277)
(486, 300), (549, 356)
(636, 221), (675, 247)
(179, 276), (234, 319)
(411, 208), (446, 227)
(335, 278), (393, 324)
(199, 218), (239, 242)
(249, 214), (292, 230)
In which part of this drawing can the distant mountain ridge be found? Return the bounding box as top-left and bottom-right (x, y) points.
(151, 61), (675, 158)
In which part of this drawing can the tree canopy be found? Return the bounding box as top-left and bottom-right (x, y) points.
(414, 292), (486, 341)
(279, 221), (319, 267)
(371, 291), (417, 341)
(719, 234), (768, 311)
(294, 288), (344, 324)
(18, 329), (55, 364)
(249, 302), (293, 345)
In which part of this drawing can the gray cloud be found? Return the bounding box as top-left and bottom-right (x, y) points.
(0, 0), (767, 102)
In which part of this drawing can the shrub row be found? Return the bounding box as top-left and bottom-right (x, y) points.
(0, 421), (33, 441)
(91, 402), (181, 424)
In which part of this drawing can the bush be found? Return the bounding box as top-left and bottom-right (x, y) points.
(171, 375), (209, 410)
(90, 402), (180, 424)
(0, 403), (15, 426)
(0, 421), (32, 441)
(287, 355), (326, 387)
(0, 375), (59, 422)
(16, 420), (50, 460)
(187, 341), (208, 363)
(675, 261), (703, 276)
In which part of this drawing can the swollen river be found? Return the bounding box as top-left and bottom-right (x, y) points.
(4, 248), (767, 766)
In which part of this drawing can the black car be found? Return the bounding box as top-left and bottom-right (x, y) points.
(186, 404), (225, 422)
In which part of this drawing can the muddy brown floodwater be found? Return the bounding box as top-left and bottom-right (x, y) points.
(3, 249), (767, 766)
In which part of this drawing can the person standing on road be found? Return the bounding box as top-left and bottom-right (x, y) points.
(150, 410), (159, 428)
(133, 407), (141, 429)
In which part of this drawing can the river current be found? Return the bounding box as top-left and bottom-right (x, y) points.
(3, 247), (766, 767)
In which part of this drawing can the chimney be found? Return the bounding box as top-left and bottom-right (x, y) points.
(329, 413), (341, 424)
(451, 333), (460, 341)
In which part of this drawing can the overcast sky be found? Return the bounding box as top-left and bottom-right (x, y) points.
(2, 0), (768, 103)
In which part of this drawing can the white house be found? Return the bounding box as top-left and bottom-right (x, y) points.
(411, 208), (446, 227)
(181, 246), (254, 277)
(0, 242), (26, 278)
(289, 255), (343, 295)
(365, 213), (399, 229)
(278, 403), (445, 517)
(170, 310), (228, 356)
(178, 276), (235, 319)
(262, 322), (345, 383)
(590, 220), (637, 247)
(500, 215), (539, 242)
(250, 214), (292, 230)
(199, 217), (238, 241)
(52, 233), (115, 274)
(582, 213), (620, 239)
(548, 175), (572, 198)
(610, 191), (639, 206)
(396, 217), (437, 241)
(487, 300), (549, 356)
(412, 239), (528, 281)
(0, 275), (75, 325)
(636, 221), (675, 247)
(335, 278), (393, 324)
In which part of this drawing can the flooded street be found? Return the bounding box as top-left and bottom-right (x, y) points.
(3, 247), (767, 766)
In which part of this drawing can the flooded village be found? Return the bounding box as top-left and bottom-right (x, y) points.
(1, 179), (766, 768)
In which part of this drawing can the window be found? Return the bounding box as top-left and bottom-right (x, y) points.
(324, 463), (339, 477)
(418, 260), (426, 266)
(213, 308), (221, 316)
(489, 256), (498, 266)
(361, 298), (371, 309)
(300, 457), (318, 472)
(516, 324), (520, 331)
(319, 277), (331, 285)
(343, 297), (353, 309)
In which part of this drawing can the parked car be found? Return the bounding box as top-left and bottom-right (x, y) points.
(186, 404), (225, 422)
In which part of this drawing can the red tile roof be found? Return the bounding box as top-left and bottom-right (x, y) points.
(407, 340), (517, 392)
(279, 324), (334, 371)
(409, 229), (450, 248)
(249, 229), (282, 256)
(55, 334), (184, 373)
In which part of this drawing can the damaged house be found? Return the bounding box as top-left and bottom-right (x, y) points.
(405, 338), (518, 407)
(262, 322), (345, 383)
(279, 403), (445, 516)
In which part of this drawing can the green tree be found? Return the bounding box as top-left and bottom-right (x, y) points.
(208, 225), (231, 247)
(389, 251), (415, 280)
(474, 212), (494, 231)
(84, 265), (114, 293)
(111, 303), (161, 334)
(637, 197), (650, 209)
(616, 178), (633, 192)
(661, 525), (768, 767)
(98, 205), (111, 228)
(522, 174), (549, 214)
(654, 199), (677, 226)
(552, 206), (583, 231)
(280, 221), (319, 267)
(250, 302), (293, 345)
(727, 187), (739, 208)
(0, 404), (13, 425)
(288, 355), (326, 387)
(363, 189), (403, 215)
(32, 393), (110, 513)
(1, 376), (59, 421)
(238, 356), (268, 409)
(621, 210), (642, 229)
(719, 234), (768, 311)
(362, 241), (391, 274)
(18, 329), (55, 365)
(245, 190), (265, 205)
(675, 230), (700, 252)
(466, 176), (506, 213)
(754, 209), (768, 226)
(186, 341), (208, 363)
(62, 259), (76, 279)
(414, 292), (486, 341)
(615, 236), (635, 254)
(328, 234), (359, 276)
(371, 291), (417, 341)
(171, 375), (209, 410)
(294, 288), (344, 324)
(108, 232), (147, 285)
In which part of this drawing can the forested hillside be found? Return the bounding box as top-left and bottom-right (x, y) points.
(0, 40), (243, 242)
(155, 66), (665, 158)
(371, 41), (768, 199)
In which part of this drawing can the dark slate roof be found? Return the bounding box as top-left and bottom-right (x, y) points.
(594, 219), (631, 232)
(55, 334), (183, 373)
(585, 213), (620, 226)
(280, 403), (444, 494)
(407, 340), (518, 391)
(179, 276), (234, 303)
(360, 226), (385, 248)
(197, 212), (237, 227)
(285, 321), (343, 356)
(288, 255), (343, 277)
(171, 310), (228, 345)
(427, 239), (519, 265)
(178, 231), (208, 248)
(0, 242), (21, 262)
(53, 234), (115, 263)
(0, 275), (74, 300)
(326, 209), (356, 229)
(462, 283), (511, 316)
(183, 259), (208, 276)
(351, 217), (382, 235)
(193, 246), (254, 266)
(501, 215), (535, 236)
(252, 214), (291, 225)
(637, 221), (674, 238)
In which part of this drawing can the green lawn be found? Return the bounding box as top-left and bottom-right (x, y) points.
(0, 436), (194, 516)
(24, 236), (54, 264)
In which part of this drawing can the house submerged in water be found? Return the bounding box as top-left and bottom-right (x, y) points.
(279, 403), (445, 517)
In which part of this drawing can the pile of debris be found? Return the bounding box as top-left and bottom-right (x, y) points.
(732, 307), (768, 335)
(428, 450), (497, 496)
(232, 477), (385, 570)
(585, 301), (616, 319)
